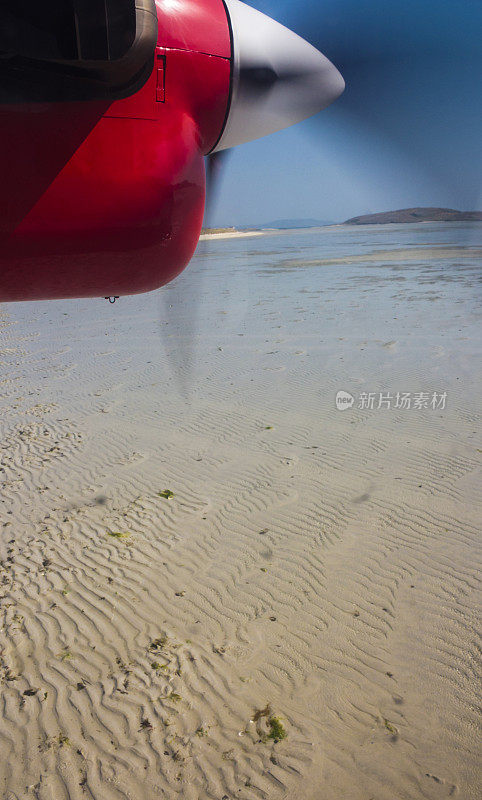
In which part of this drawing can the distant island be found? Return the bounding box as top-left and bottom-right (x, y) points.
(251, 218), (335, 230)
(202, 219), (334, 234)
(344, 207), (482, 225)
(202, 208), (482, 237)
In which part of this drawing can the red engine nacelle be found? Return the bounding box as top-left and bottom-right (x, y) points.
(0, 0), (344, 303)
(0, 0), (232, 301)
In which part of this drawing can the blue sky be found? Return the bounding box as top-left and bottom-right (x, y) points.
(210, 0), (482, 226)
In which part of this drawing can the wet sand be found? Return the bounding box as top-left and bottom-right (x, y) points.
(0, 223), (481, 799)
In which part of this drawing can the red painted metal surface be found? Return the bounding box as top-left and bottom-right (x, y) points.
(0, 0), (232, 301)
(155, 0), (231, 58)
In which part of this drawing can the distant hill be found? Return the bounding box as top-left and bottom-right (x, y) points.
(242, 218), (334, 230)
(344, 207), (482, 225)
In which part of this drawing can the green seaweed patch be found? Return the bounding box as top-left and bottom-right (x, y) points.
(252, 706), (287, 743)
(57, 647), (72, 662)
(40, 732), (70, 751)
(267, 716), (287, 742)
(158, 490), (174, 499)
(151, 661), (168, 672)
(149, 636), (168, 651)
(107, 531), (131, 540)
(383, 718), (398, 736)
(264, 426), (274, 430)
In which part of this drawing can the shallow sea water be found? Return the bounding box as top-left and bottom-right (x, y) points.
(161, 221), (482, 401)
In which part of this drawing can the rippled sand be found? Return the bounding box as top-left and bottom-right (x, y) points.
(0, 222), (480, 799)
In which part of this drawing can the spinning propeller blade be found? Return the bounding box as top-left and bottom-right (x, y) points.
(270, 0), (481, 211)
(159, 152), (229, 396)
(159, 0), (481, 390)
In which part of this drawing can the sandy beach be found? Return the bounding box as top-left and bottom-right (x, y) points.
(0, 222), (480, 800)
(199, 230), (266, 241)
